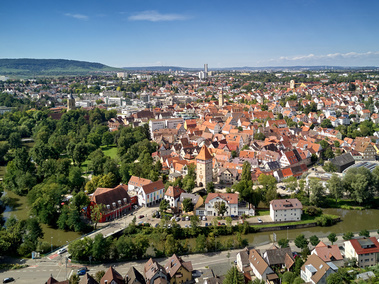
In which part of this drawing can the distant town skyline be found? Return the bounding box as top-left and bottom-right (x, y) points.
(1, 0), (379, 68)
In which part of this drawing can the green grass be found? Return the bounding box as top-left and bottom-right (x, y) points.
(101, 145), (117, 159)
(256, 210), (270, 216)
(81, 145), (117, 173)
(251, 213), (340, 229)
(324, 198), (367, 209)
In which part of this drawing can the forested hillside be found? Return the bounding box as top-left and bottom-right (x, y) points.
(0, 59), (120, 76)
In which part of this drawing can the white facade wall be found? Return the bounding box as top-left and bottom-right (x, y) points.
(270, 204), (302, 222)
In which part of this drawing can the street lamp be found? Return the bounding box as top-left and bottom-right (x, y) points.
(51, 237), (53, 253)
(287, 227), (289, 240)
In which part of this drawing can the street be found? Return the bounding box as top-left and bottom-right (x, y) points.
(2, 231), (378, 283)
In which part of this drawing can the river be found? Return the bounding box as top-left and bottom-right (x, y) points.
(212, 208), (379, 247)
(2, 189), (82, 247)
(3, 188), (379, 248)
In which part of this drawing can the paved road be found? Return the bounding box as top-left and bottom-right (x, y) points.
(2, 231), (378, 283)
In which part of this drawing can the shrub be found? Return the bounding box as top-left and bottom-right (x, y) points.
(304, 206), (322, 216)
(315, 215), (335, 226)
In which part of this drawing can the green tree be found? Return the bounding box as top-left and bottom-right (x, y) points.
(94, 271), (105, 283)
(309, 235), (320, 246)
(8, 132), (22, 149)
(327, 233), (337, 245)
(258, 174), (277, 191)
(320, 119), (332, 128)
(101, 131), (114, 147)
(91, 204), (105, 229)
(195, 234), (207, 252)
(159, 199), (169, 212)
(282, 271), (295, 284)
(68, 237), (93, 261)
(359, 229), (370, 237)
(294, 234), (308, 249)
(309, 179), (324, 206)
(223, 266), (244, 284)
(182, 198), (194, 213)
(214, 201), (228, 216)
(342, 232), (354, 241)
(327, 174), (343, 201)
(278, 238), (289, 248)
(206, 182), (215, 193)
(92, 233), (111, 261)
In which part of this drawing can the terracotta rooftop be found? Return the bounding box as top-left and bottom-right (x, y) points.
(196, 145), (213, 161)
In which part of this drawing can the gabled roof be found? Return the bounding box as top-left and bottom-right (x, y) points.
(270, 198), (302, 210)
(205, 193), (238, 204)
(312, 242), (343, 262)
(165, 186), (186, 199)
(101, 266), (124, 284)
(301, 254), (332, 284)
(91, 184), (130, 207)
(125, 266), (146, 284)
(349, 237), (379, 255)
(79, 273), (99, 284)
(249, 249), (271, 276)
(164, 254), (193, 278)
(141, 180), (165, 195)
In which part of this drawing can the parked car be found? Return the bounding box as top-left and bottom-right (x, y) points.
(3, 278), (15, 283)
(185, 224), (188, 228)
(181, 217), (186, 221)
(205, 223), (208, 227)
(176, 217), (181, 222)
(257, 218), (263, 223)
(155, 223), (159, 228)
(202, 216), (207, 221)
(192, 270), (202, 278)
(168, 224), (172, 229)
(139, 215), (144, 219)
(77, 269), (87, 276)
(58, 248), (67, 255)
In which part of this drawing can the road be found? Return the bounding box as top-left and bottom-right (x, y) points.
(2, 231), (378, 283)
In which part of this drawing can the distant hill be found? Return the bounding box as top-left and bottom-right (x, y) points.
(0, 59), (122, 77)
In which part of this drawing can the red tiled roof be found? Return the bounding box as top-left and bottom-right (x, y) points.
(349, 237), (379, 255)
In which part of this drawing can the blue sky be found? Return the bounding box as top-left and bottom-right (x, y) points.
(1, 0), (379, 68)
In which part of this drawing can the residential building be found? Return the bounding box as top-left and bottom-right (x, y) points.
(311, 241), (343, 263)
(179, 193), (204, 215)
(164, 186), (186, 209)
(354, 141), (376, 160)
(144, 258), (168, 284)
(125, 267), (146, 284)
(138, 180), (165, 207)
(128, 176), (152, 194)
(301, 254), (335, 284)
(270, 199), (302, 222)
(100, 266), (124, 284)
(248, 249), (276, 282)
(164, 254), (193, 284)
(344, 237), (379, 268)
(197, 193), (254, 217)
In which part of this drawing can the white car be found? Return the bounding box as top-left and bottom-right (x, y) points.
(58, 248), (67, 255)
(257, 218), (263, 224)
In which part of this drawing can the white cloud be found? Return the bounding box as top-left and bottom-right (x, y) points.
(128, 10), (189, 22)
(64, 13), (89, 21)
(271, 51), (379, 63)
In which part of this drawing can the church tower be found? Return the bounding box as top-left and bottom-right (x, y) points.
(219, 90), (224, 107)
(67, 94), (76, 111)
(196, 145), (213, 187)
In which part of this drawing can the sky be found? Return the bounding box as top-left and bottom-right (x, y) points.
(1, 0), (379, 68)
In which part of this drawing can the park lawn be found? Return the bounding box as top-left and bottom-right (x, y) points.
(256, 210), (270, 216)
(101, 145), (117, 159)
(251, 213), (340, 229)
(325, 198), (366, 210)
(80, 145), (117, 173)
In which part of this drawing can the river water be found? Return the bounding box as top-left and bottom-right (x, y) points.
(214, 208), (379, 247)
(3, 188), (379, 248)
(2, 189), (81, 247)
